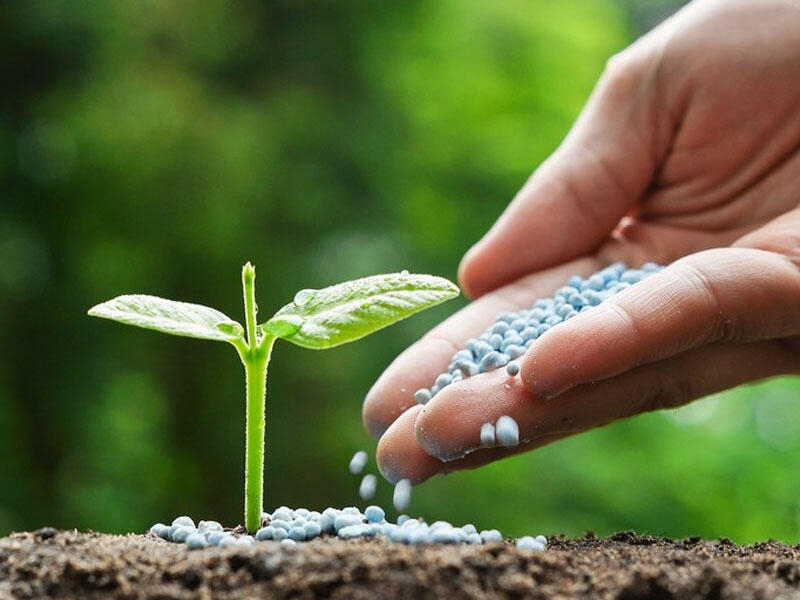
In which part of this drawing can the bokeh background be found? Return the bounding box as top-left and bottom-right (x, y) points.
(2, 0), (799, 544)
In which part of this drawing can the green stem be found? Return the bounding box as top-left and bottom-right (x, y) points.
(239, 263), (276, 533)
(242, 337), (274, 532)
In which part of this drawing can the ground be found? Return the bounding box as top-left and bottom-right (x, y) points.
(1, 529), (800, 599)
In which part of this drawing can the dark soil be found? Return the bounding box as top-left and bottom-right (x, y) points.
(2, 528), (800, 599)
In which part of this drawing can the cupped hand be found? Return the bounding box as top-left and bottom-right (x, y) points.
(363, 0), (800, 484)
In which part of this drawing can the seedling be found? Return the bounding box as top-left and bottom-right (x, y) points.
(89, 262), (459, 532)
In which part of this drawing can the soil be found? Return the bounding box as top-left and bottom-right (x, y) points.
(1, 528), (800, 599)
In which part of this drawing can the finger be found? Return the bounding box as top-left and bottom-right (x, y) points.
(375, 401), (566, 484)
(363, 257), (601, 438)
(377, 337), (800, 483)
(458, 37), (671, 299)
(522, 247), (800, 401)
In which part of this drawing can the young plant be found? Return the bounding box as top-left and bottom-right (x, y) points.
(88, 263), (459, 532)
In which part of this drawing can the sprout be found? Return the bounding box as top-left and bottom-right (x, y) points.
(89, 262), (458, 532)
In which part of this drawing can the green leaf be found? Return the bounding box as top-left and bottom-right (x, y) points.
(88, 295), (244, 342)
(263, 272), (459, 349)
(261, 314), (303, 338)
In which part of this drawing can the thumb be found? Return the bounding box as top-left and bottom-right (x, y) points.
(459, 38), (672, 299)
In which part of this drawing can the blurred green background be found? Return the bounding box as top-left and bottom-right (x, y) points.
(2, 0), (798, 545)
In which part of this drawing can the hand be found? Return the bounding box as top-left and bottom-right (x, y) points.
(363, 0), (800, 484)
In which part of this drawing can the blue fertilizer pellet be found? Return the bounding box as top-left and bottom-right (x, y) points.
(270, 519), (290, 531)
(414, 389), (432, 404)
(149, 523), (168, 538)
(481, 529), (503, 543)
(303, 521), (322, 538)
(496, 415), (520, 447)
(416, 263), (664, 402)
(365, 505), (385, 523)
(393, 479), (412, 512)
(334, 513), (364, 531)
(207, 531), (227, 546)
(406, 529), (428, 545)
(506, 361), (520, 377)
(198, 520), (223, 532)
(430, 528), (461, 544)
(435, 373), (452, 388)
(388, 527), (406, 543)
(488, 333), (503, 350)
(171, 526), (195, 543)
(506, 344), (527, 359)
(479, 422), (496, 446)
(185, 532), (208, 550)
(348, 450), (369, 475)
(545, 314), (562, 326)
(272, 508), (292, 522)
(491, 322), (509, 335)
(516, 536), (546, 552)
(453, 359), (477, 377)
(338, 524), (371, 539)
(150, 508), (547, 550)
(319, 513), (336, 533)
(479, 350), (509, 373)
(171, 516), (195, 529)
(359, 474), (378, 500)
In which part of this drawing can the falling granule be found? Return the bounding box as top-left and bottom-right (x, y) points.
(348, 450), (368, 474)
(393, 479), (412, 512)
(359, 474), (378, 500)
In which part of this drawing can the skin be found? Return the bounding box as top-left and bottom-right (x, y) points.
(363, 0), (800, 484)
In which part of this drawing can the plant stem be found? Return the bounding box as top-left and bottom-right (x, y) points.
(243, 337), (274, 532)
(240, 263), (276, 533)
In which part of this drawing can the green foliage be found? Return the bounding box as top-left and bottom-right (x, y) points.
(88, 296), (244, 342)
(266, 273), (460, 349)
(89, 263), (458, 531)
(2, 0), (799, 544)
